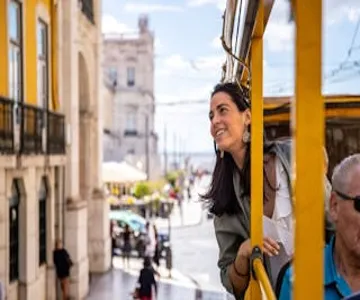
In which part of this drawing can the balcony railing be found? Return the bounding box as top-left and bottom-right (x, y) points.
(0, 97), (66, 156)
(80, 0), (95, 24)
(47, 111), (65, 154)
(0, 97), (15, 154)
(20, 103), (44, 154)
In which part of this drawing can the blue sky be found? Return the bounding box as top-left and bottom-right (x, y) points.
(102, 0), (360, 155)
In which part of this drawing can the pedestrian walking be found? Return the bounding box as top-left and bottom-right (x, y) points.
(110, 220), (117, 264)
(53, 239), (73, 300)
(144, 222), (156, 259)
(122, 224), (132, 268)
(133, 257), (157, 300)
(152, 224), (160, 271)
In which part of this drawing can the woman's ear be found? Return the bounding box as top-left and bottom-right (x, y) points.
(244, 109), (251, 126)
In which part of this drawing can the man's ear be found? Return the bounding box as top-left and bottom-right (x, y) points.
(329, 191), (339, 223)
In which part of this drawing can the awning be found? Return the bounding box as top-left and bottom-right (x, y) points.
(102, 161), (147, 183)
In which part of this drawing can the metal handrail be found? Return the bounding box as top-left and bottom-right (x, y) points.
(250, 247), (276, 300)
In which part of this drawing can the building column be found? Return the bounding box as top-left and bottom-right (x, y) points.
(60, 0), (89, 297)
(45, 168), (57, 300)
(88, 188), (111, 273)
(18, 168), (45, 300)
(0, 168), (7, 295)
(87, 5), (111, 273)
(65, 202), (89, 299)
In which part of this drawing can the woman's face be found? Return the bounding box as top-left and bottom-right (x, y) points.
(209, 91), (250, 153)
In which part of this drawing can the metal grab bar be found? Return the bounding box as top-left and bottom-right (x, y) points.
(251, 247), (276, 300)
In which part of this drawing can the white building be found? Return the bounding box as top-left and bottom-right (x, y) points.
(102, 15), (161, 180)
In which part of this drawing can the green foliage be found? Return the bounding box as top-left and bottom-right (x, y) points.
(165, 171), (179, 187)
(133, 182), (152, 199)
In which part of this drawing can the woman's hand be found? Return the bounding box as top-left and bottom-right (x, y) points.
(238, 237), (280, 259)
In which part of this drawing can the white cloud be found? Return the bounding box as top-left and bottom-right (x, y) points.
(326, 0), (360, 24)
(211, 36), (222, 49)
(102, 14), (133, 34)
(263, 0), (360, 52)
(263, 0), (293, 53)
(157, 54), (225, 76)
(162, 54), (190, 71)
(154, 38), (164, 53)
(187, 0), (226, 11)
(265, 22), (293, 52)
(124, 3), (183, 13)
(194, 55), (224, 70)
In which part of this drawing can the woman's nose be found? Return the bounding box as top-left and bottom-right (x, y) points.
(211, 113), (220, 126)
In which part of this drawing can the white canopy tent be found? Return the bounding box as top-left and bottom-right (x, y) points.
(102, 161), (147, 183)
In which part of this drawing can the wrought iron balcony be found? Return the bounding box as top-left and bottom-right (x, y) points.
(20, 103), (44, 154)
(0, 97), (66, 155)
(80, 0), (95, 24)
(47, 110), (66, 154)
(0, 96), (15, 154)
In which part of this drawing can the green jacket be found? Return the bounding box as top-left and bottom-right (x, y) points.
(213, 140), (334, 299)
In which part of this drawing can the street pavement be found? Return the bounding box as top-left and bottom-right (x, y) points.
(154, 198), (203, 230)
(87, 193), (235, 300)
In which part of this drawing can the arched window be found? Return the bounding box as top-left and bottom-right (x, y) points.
(39, 177), (48, 265)
(9, 179), (20, 282)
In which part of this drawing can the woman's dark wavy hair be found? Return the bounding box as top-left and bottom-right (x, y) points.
(202, 82), (252, 217)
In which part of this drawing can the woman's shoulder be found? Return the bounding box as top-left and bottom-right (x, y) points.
(214, 213), (248, 237)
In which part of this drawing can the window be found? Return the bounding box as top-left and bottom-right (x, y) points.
(108, 66), (117, 86)
(8, 0), (22, 104)
(127, 67), (135, 87)
(37, 20), (48, 109)
(125, 111), (136, 132)
(9, 179), (20, 282)
(39, 177), (48, 265)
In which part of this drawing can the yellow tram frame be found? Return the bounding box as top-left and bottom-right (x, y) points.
(221, 0), (345, 298)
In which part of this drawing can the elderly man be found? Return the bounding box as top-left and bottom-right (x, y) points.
(279, 154), (360, 299)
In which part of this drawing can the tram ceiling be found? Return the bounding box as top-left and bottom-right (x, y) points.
(222, 0), (276, 83)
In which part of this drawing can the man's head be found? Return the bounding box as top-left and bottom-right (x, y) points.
(55, 239), (63, 249)
(330, 154), (360, 258)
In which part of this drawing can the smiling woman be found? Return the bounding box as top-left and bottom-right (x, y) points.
(201, 82), (334, 300)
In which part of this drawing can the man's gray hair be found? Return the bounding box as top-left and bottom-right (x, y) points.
(332, 154), (360, 193)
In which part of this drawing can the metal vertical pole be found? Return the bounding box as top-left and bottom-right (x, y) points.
(293, 0), (324, 299)
(248, 0), (264, 298)
(145, 114), (150, 179)
(164, 124), (168, 176)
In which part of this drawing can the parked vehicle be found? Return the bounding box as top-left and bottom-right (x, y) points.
(109, 210), (169, 258)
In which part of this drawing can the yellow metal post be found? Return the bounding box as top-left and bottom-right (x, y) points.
(248, 0), (264, 298)
(253, 258), (276, 299)
(293, 0), (324, 299)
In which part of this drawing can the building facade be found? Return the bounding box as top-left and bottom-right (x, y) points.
(0, 0), (110, 299)
(102, 15), (160, 180)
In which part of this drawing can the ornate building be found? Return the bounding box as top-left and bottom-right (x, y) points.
(0, 0), (110, 299)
